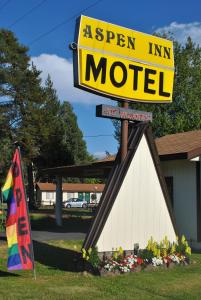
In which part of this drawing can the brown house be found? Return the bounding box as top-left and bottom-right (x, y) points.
(36, 182), (105, 206)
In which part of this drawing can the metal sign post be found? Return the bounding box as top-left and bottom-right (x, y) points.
(120, 101), (129, 162)
(96, 103), (153, 162)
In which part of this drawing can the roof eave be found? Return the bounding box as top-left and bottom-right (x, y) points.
(159, 153), (188, 161)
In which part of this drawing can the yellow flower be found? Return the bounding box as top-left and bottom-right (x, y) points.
(153, 247), (160, 257)
(181, 235), (186, 244)
(118, 247), (124, 256)
(186, 246), (191, 256)
(113, 252), (118, 260)
(147, 237), (153, 250)
(88, 248), (92, 255)
(164, 249), (167, 257)
(163, 236), (170, 249)
(147, 241), (151, 251)
(170, 243), (176, 254)
(82, 248), (86, 259)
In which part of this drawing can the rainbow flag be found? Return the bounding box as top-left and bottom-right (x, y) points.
(2, 149), (34, 270)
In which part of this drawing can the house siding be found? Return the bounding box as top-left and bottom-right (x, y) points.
(38, 189), (103, 206)
(161, 160), (197, 241)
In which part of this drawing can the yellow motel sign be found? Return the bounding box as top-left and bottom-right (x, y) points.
(73, 15), (174, 103)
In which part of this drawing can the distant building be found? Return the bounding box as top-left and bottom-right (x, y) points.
(36, 182), (105, 206)
(39, 129), (201, 249)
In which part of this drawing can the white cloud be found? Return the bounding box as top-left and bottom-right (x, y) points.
(156, 22), (201, 45)
(31, 53), (113, 105)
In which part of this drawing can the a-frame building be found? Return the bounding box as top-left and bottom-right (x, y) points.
(83, 122), (177, 253)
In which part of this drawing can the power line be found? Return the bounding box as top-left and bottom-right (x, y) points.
(39, 134), (114, 138)
(0, 0), (12, 13)
(29, 0), (103, 45)
(84, 134), (113, 138)
(43, 134), (114, 138)
(8, 0), (48, 28)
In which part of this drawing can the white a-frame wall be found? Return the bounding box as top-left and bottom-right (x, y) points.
(83, 123), (177, 253)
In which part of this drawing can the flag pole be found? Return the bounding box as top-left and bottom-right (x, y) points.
(17, 146), (36, 280)
(0, 190), (4, 229)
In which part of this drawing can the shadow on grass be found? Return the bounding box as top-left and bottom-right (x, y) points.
(31, 208), (95, 217)
(31, 216), (93, 233)
(33, 240), (89, 273)
(0, 270), (20, 277)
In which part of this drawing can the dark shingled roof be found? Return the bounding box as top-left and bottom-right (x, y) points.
(40, 130), (201, 179)
(155, 130), (201, 160)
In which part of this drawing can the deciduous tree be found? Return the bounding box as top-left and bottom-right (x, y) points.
(114, 37), (201, 141)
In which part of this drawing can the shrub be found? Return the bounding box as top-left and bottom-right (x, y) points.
(82, 247), (100, 269)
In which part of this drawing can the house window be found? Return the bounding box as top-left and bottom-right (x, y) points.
(165, 177), (174, 208)
(46, 192), (54, 200)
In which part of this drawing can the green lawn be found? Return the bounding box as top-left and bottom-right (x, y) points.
(30, 208), (93, 233)
(1, 209), (201, 299)
(1, 238), (201, 299)
(1, 207), (95, 233)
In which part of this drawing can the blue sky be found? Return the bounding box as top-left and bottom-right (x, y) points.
(1, 0), (201, 158)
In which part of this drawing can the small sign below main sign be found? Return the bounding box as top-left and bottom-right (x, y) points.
(73, 15), (174, 103)
(96, 105), (152, 122)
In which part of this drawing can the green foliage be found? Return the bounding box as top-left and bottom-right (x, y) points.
(139, 235), (191, 260)
(82, 247), (100, 269)
(112, 246), (124, 262)
(176, 235), (192, 257)
(0, 208), (6, 232)
(138, 248), (154, 261)
(58, 101), (93, 165)
(0, 30), (92, 186)
(113, 37), (201, 141)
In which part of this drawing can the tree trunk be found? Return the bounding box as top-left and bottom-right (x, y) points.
(27, 163), (35, 210)
(55, 175), (62, 226)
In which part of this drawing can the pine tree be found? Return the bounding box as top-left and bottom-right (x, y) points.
(0, 29), (93, 206)
(59, 101), (92, 165)
(34, 77), (92, 170)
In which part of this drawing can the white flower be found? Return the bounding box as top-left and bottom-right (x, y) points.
(152, 257), (163, 266)
(169, 255), (180, 264)
(119, 265), (130, 273)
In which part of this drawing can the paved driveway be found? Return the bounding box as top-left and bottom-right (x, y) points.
(31, 230), (86, 241)
(1, 231), (86, 241)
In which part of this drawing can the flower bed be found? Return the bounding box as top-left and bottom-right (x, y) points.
(102, 252), (189, 274)
(82, 235), (191, 275)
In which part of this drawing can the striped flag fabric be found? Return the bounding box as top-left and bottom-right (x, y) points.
(1, 148), (34, 271)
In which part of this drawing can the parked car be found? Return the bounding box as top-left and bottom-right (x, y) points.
(63, 198), (87, 208)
